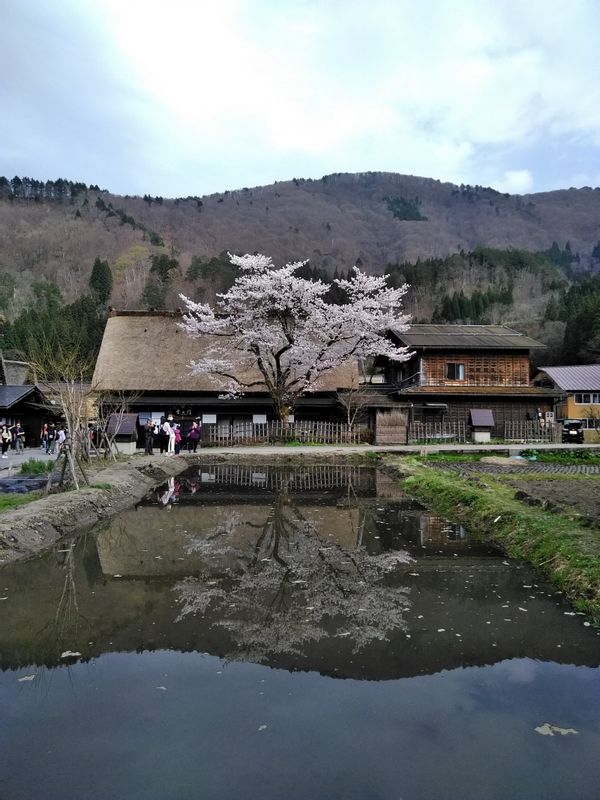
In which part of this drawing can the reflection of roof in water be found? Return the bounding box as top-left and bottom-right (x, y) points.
(2, 465), (599, 679)
(2, 532), (599, 678)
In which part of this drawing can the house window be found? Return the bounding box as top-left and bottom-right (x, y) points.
(574, 393), (599, 404)
(446, 363), (465, 380)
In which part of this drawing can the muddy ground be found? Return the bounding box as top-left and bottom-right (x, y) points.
(507, 477), (600, 524)
(427, 458), (600, 527)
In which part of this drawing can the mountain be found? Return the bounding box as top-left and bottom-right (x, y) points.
(1, 172), (599, 317)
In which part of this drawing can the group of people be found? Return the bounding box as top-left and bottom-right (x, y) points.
(39, 423), (67, 455)
(0, 421), (26, 458)
(144, 416), (202, 456)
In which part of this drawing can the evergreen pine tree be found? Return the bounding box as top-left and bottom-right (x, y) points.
(89, 257), (113, 305)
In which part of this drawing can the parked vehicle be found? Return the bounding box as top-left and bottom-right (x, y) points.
(561, 419), (584, 444)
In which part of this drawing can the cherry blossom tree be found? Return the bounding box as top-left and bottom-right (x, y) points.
(179, 253), (411, 421)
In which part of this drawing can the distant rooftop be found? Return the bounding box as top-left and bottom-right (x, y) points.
(0, 385), (35, 409)
(536, 365), (600, 392)
(394, 324), (546, 350)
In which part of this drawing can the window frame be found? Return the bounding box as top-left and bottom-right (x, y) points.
(446, 362), (465, 381)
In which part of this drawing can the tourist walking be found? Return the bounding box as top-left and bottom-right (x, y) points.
(1, 425), (11, 458)
(167, 420), (176, 454)
(47, 423), (56, 454)
(40, 423), (49, 452)
(158, 417), (168, 453)
(10, 421), (26, 452)
(187, 420), (201, 452)
(161, 418), (174, 454)
(56, 426), (67, 453)
(144, 419), (155, 455)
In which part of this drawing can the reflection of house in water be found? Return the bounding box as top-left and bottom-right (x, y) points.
(96, 464), (370, 577)
(186, 463), (378, 495)
(96, 465), (487, 578)
(96, 505), (362, 577)
(417, 515), (466, 547)
(2, 462), (600, 678)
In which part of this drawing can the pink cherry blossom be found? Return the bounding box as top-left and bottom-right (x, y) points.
(180, 253), (411, 419)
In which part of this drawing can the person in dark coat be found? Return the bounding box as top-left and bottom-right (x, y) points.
(158, 416), (168, 454)
(187, 420), (201, 452)
(144, 419), (155, 455)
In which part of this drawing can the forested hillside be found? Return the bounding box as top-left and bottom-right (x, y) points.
(1, 172), (600, 372)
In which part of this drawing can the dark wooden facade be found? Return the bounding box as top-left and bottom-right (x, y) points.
(0, 386), (47, 448)
(402, 389), (553, 436)
(390, 326), (554, 437)
(416, 351), (531, 387)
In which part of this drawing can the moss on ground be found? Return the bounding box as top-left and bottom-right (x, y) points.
(383, 455), (600, 623)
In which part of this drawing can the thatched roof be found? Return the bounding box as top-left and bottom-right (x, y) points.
(93, 311), (359, 393)
(0, 351), (30, 385)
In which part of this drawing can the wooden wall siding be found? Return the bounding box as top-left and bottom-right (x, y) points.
(421, 353), (531, 387)
(412, 398), (552, 437)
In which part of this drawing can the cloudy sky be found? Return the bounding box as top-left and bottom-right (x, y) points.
(2, 0), (599, 197)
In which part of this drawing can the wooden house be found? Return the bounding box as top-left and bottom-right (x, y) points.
(533, 364), (600, 441)
(0, 352), (48, 447)
(92, 310), (383, 430)
(387, 324), (554, 437)
(0, 386), (49, 447)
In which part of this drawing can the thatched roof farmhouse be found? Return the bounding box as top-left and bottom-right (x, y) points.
(92, 310), (366, 424)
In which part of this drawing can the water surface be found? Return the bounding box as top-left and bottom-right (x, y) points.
(1, 464), (599, 799)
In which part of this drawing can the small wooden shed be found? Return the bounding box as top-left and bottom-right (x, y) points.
(107, 412), (139, 455)
(469, 409), (495, 443)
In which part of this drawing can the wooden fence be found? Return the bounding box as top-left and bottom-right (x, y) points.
(408, 420), (467, 444)
(503, 421), (561, 443)
(198, 418), (561, 447)
(202, 420), (363, 446)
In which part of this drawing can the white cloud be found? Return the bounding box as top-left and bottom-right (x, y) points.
(495, 169), (534, 194)
(2, 0), (600, 194)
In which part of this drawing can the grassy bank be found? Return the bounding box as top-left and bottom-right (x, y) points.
(383, 455), (600, 623)
(0, 491), (43, 513)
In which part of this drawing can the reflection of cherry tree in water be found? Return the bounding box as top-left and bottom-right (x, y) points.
(174, 488), (413, 661)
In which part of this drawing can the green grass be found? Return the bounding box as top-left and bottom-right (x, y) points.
(19, 458), (53, 476)
(419, 452), (484, 463)
(521, 449), (600, 464)
(0, 491), (43, 512)
(383, 455), (600, 622)
(90, 483), (113, 491)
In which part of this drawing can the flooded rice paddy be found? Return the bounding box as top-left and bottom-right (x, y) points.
(1, 464), (599, 799)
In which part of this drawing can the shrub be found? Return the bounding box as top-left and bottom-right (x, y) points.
(19, 458), (53, 476)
